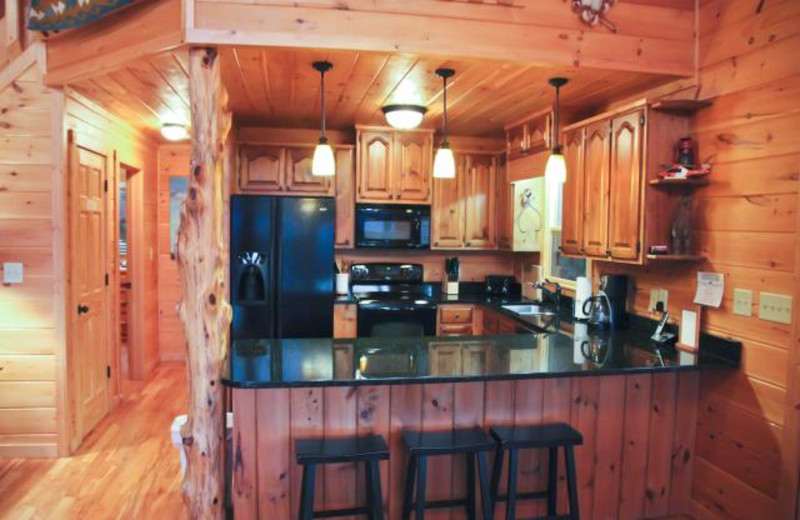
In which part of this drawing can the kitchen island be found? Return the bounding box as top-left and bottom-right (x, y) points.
(225, 323), (739, 520)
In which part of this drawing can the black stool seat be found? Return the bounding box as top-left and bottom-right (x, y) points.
(295, 435), (388, 520)
(489, 423), (583, 449)
(402, 426), (495, 455)
(296, 434), (390, 464)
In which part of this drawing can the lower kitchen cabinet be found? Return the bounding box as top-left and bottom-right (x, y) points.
(429, 340), (492, 376)
(483, 308), (519, 335)
(333, 304), (357, 338)
(437, 304), (481, 336)
(334, 148), (355, 248)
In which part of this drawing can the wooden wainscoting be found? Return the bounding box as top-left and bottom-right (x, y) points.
(232, 372), (699, 520)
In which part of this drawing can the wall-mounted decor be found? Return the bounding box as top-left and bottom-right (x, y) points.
(28, 0), (137, 32)
(169, 176), (189, 259)
(572, 0), (617, 32)
(512, 177), (545, 252)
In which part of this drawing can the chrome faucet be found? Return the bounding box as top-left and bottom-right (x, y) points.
(530, 279), (562, 309)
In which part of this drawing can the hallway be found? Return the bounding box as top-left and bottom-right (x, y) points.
(0, 363), (188, 519)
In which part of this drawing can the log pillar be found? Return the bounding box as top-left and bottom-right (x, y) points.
(177, 47), (232, 519)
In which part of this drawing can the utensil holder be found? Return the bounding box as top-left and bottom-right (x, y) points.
(335, 273), (350, 295)
(444, 281), (459, 295)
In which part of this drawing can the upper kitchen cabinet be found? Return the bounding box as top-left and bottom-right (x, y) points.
(506, 111), (551, 160)
(560, 128), (584, 255)
(334, 147), (356, 249)
(560, 100), (700, 264)
(238, 143), (334, 196)
(496, 157), (512, 250)
(432, 152), (499, 250)
(356, 126), (433, 204)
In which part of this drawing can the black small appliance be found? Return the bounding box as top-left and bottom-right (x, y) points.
(355, 203), (431, 249)
(598, 274), (629, 329)
(484, 275), (516, 299)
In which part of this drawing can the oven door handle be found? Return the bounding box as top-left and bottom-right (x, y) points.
(358, 303), (435, 312)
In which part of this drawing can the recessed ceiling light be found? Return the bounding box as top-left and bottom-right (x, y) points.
(382, 104), (427, 130)
(161, 123), (188, 141)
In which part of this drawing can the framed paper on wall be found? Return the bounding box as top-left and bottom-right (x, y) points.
(512, 177), (545, 252)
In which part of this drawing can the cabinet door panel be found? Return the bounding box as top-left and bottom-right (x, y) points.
(284, 146), (333, 194)
(496, 157), (512, 250)
(395, 132), (432, 203)
(507, 123), (528, 160)
(432, 155), (465, 249)
(357, 131), (394, 201)
(239, 145), (283, 192)
(561, 128), (585, 254)
(581, 120), (611, 257)
(527, 112), (551, 153)
(608, 110), (644, 260)
(334, 148), (355, 249)
(463, 154), (497, 249)
(429, 343), (463, 375)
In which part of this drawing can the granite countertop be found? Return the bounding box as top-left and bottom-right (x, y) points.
(223, 317), (740, 389)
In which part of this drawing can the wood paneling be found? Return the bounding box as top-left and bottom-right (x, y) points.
(596, 1), (800, 517)
(0, 55), (60, 458)
(232, 372), (699, 519)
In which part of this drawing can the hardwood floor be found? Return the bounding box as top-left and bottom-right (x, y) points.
(0, 362), (188, 519)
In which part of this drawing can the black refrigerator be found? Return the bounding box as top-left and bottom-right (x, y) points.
(231, 195), (335, 340)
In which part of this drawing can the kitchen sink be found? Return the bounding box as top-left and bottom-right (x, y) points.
(502, 304), (558, 316)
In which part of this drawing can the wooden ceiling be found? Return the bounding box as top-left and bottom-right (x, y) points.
(71, 45), (676, 141)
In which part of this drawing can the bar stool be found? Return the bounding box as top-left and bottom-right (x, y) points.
(295, 434), (389, 520)
(401, 427), (495, 520)
(489, 423), (583, 520)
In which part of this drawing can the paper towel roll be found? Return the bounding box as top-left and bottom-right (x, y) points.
(574, 276), (592, 319)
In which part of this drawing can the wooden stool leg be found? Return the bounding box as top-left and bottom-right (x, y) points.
(415, 455), (428, 520)
(505, 448), (519, 520)
(368, 460), (385, 520)
(547, 447), (558, 516)
(565, 446), (580, 520)
(366, 460), (375, 520)
(466, 453), (476, 520)
(402, 455), (418, 520)
(299, 463), (316, 520)
(489, 447), (503, 508)
(476, 451), (493, 520)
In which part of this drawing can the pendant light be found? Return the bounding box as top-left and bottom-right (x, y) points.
(433, 68), (456, 179)
(312, 61), (335, 177)
(545, 77), (569, 185)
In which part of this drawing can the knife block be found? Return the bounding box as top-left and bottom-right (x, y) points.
(444, 281), (459, 295)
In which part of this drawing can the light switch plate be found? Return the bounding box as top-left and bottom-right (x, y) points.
(733, 288), (753, 317)
(658, 289), (669, 311)
(649, 289), (659, 312)
(3, 262), (23, 284)
(758, 292), (793, 325)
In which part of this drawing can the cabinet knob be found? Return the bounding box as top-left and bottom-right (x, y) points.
(466, 241), (472, 246)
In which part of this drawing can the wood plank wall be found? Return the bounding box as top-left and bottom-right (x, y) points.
(597, 0), (800, 517)
(64, 90), (162, 381)
(157, 145), (190, 361)
(0, 55), (60, 458)
(233, 372), (699, 519)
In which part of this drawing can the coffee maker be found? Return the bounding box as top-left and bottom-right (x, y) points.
(582, 275), (629, 329)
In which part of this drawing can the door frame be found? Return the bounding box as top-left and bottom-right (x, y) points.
(65, 129), (112, 451)
(122, 163), (148, 380)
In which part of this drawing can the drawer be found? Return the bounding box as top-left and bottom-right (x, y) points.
(439, 306), (474, 324)
(439, 324), (474, 336)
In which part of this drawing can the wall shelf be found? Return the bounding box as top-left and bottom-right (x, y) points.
(648, 177), (709, 187)
(650, 99), (712, 115)
(646, 254), (705, 262)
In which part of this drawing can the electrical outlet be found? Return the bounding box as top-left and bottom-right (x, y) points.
(733, 288), (753, 317)
(658, 289), (669, 311)
(649, 289), (660, 312)
(758, 292), (793, 325)
(649, 288), (669, 312)
(2, 262), (23, 284)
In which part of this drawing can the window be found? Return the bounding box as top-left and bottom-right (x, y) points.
(542, 179), (588, 288)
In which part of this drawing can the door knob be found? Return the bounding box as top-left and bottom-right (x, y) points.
(77, 305), (89, 315)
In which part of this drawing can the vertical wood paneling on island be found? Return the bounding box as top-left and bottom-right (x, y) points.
(451, 381), (485, 520)
(513, 379), (545, 519)
(484, 380), (515, 520)
(388, 385), (422, 520)
(570, 378), (600, 520)
(618, 374), (653, 520)
(421, 383), (455, 520)
(233, 374), (697, 519)
(592, 377), (626, 520)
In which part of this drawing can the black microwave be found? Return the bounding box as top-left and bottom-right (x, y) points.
(355, 203), (431, 249)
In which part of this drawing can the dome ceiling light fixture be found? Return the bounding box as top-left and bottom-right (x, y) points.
(381, 104), (427, 130)
(433, 68), (456, 179)
(311, 60), (336, 177)
(545, 77), (569, 185)
(161, 123), (189, 141)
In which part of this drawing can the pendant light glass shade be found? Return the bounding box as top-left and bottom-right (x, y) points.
(312, 61), (335, 177)
(313, 138), (336, 177)
(546, 77), (569, 185)
(433, 143), (456, 179)
(434, 68), (457, 179)
(382, 105), (426, 129)
(545, 147), (567, 185)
